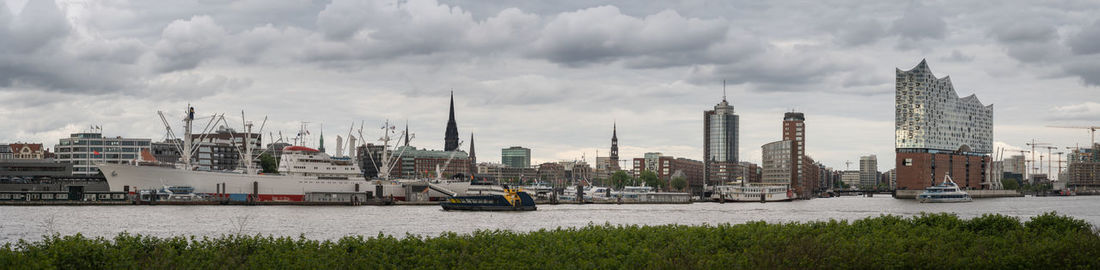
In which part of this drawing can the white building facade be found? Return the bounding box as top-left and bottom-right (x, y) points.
(54, 133), (152, 176)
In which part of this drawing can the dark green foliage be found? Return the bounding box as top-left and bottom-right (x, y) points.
(671, 177), (687, 191)
(639, 170), (665, 191)
(609, 171), (635, 190)
(1001, 178), (1020, 190)
(1, 213), (1097, 269)
(259, 153), (278, 174)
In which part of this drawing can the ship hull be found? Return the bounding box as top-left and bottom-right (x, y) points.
(98, 163), (470, 202)
(440, 193), (537, 211)
(711, 186), (797, 202)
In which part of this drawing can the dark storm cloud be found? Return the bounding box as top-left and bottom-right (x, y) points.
(0, 0), (140, 92)
(529, 6), (728, 67)
(1068, 20), (1100, 55)
(940, 50), (974, 62)
(1063, 58), (1100, 86)
(890, 3), (946, 42)
(152, 15), (228, 72)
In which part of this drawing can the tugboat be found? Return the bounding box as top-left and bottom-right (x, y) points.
(441, 184), (536, 211)
(917, 175), (973, 203)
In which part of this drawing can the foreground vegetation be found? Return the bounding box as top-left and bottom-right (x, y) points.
(2, 212), (1098, 269)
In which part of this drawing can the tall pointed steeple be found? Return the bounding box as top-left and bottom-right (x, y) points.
(468, 133), (477, 177)
(610, 122), (619, 171)
(404, 120), (410, 147)
(444, 91), (460, 151)
(318, 127), (326, 153)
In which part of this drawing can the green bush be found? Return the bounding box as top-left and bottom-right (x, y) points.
(1, 212), (1097, 269)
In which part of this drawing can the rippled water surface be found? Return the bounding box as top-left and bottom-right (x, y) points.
(3, 196), (1098, 243)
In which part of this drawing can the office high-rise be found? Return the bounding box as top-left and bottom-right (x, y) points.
(860, 155), (878, 188)
(502, 146), (531, 168)
(703, 93), (739, 194)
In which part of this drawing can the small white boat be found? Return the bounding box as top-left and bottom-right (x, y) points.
(918, 175), (972, 203)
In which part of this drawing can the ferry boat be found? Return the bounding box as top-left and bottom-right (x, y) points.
(559, 185), (613, 202)
(99, 106), (470, 202)
(611, 186), (691, 203)
(710, 184), (796, 202)
(917, 175), (972, 203)
(441, 184), (536, 211)
(520, 182), (555, 200)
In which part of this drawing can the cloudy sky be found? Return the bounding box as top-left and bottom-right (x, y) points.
(1, 0), (1098, 173)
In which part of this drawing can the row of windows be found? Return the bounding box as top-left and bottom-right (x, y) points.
(58, 140), (149, 146)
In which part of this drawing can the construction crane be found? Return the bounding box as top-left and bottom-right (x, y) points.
(1044, 146), (1058, 180)
(1026, 140), (1050, 176)
(1047, 126), (1099, 146)
(1055, 152), (1065, 181)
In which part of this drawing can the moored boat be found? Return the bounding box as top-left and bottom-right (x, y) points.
(917, 175), (972, 203)
(441, 184), (536, 211)
(711, 184), (796, 202)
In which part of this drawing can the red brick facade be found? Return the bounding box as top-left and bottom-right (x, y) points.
(896, 151), (989, 190)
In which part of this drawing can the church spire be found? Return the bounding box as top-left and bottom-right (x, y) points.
(444, 91), (460, 151)
(469, 132), (477, 177)
(404, 120), (410, 147)
(318, 126), (326, 153)
(610, 122), (619, 171)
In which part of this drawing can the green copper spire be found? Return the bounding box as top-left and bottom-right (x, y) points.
(318, 128), (326, 153)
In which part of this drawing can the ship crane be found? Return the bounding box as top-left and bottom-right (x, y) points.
(1047, 125), (1100, 146)
(433, 140), (464, 182)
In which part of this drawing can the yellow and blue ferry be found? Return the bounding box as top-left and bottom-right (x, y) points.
(441, 184), (536, 211)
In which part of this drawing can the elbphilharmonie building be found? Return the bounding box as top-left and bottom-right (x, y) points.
(894, 60), (994, 190)
(895, 59), (993, 154)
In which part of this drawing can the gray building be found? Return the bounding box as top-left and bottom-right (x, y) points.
(502, 146), (531, 168)
(859, 155), (878, 188)
(841, 171), (861, 188)
(762, 140), (794, 186)
(54, 133), (152, 176)
(151, 139), (182, 163)
(0, 145), (11, 160)
(191, 126), (262, 171)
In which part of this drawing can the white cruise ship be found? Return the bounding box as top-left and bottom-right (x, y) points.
(99, 107), (469, 202)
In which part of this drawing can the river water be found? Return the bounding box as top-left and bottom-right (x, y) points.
(2, 196), (1098, 244)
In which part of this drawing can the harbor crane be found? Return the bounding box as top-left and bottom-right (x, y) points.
(1047, 126), (1100, 146)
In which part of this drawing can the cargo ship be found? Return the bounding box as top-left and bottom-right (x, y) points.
(99, 106), (470, 202)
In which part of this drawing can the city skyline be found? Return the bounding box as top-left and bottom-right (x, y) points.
(1, 1), (1098, 171)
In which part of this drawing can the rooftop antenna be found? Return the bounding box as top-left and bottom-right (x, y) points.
(722, 80), (727, 101)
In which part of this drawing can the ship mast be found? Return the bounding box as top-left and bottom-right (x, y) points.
(238, 111), (267, 174)
(373, 120), (412, 181)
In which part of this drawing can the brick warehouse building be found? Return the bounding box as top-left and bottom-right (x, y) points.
(894, 60), (993, 190)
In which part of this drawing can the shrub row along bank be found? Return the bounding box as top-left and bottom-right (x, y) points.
(2, 212), (1098, 269)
